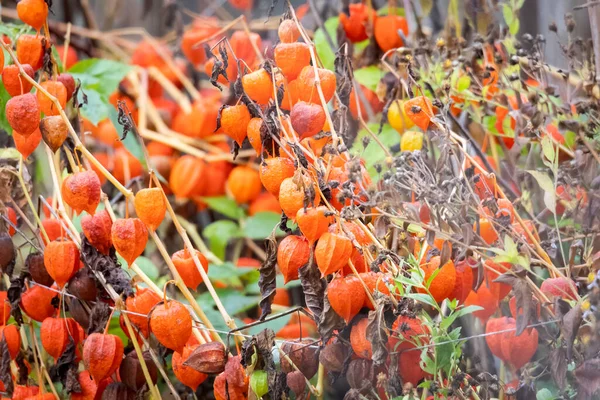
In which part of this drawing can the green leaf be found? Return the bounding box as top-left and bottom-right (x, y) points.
(509, 19), (520, 36)
(108, 106), (145, 167)
(354, 66), (383, 93)
(0, 22), (34, 43)
(377, 6), (406, 16)
(241, 212), (283, 239)
(247, 313), (291, 336)
(207, 262), (258, 287)
(565, 130), (577, 149)
(0, 81), (12, 135)
(201, 196), (245, 220)
(250, 370), (269, 398)
(456, 75), (471, 92)
(353, 123), (400, 179)
(541, 135), (556, 164)
(313, 17), (338, 71)
(198, 288), (260, 315)
(134, 256), (159, 280)
(69, 59), (133, 97)
(536, 388), (555, 400)
(404, 292), (438, 308)
(51, 46), (64, 73)
(203, 220), (241, 260)
(526, 170), (556, 211)
(502, 4), (514, 25)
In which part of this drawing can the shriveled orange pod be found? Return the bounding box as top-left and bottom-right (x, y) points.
(220, 104), (251, 146)
(171, 249), (209, 290)
(297, 67), (337, 104)
(259, 157), (296, 197)
(403, 96), (434, 131)
(39, 115), (68, 153)
(11, 385), (40, 399)
(2, 64), (35, 97)
(290, 101), (326, 139)
(61, 170), (101, 215)
(134, 187), (166, 231)
(278, 175), (320, 219)
(327, 275), (365, 323)
(16, 34), (45, 70)
(0, 325), (21, 359)
(0, 291), (10, 324)
(41, 218), (63, 245)
(150, 300), (192, 353)
(339, 3), (377, 43)
(16, 0), (48, 31)
(40, 317), (79, 360)
(274, 43), (311, 80)
(71, 371), (97, 400)
(125, 288), (162, 337)
(83, 333), (124, 382)
(464, 285), (499, 322)
(6, 93), (40, 136)
(81, 210), (113, 255)
(315, 232), (353, 276)
(20, 285), (57, 322)
(242, 69), (273, 105)
(5, 207), (17, 237)
(44, 238), (80, 287)
(296, 206), (333, 243)
(477, 217), (498, 244)
(37, 81), (67, 116)
(277, 235), (310, 283)
(278, 19), (301, 43)
(278, 78), (301, 110)
(350, 318), (372, 359)
(173, 343), (208, 390)
(226, 165), (262, 204)
(169, 155), (207, 199)
(111, 218), (148, 266)
(451, 258), (475, 304)
(246, 117), (263, 155)
(360, 272), (391, 310)
(13, 128), (42, 160)
(388, 315), (428, 351)
(418, 256), (456, 303)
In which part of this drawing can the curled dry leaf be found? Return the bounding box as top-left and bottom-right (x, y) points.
(258, 232), (278, 320)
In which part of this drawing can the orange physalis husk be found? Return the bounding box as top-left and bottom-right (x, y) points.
(327, 275), (365, 323)
(81, 209), (113, 255)
(44, 238), (80, 288)
(315, 232), (353, 276)
(111, 218), (148, 266)
(149, 300), (192, 353)
(134, 187), (167, 231)
(171, 249), (209, 290)
(403, 96), (434, 132)
(61, 170), (102, 215)
(277, 235), (310, 283)
(83, 333), (124, 382)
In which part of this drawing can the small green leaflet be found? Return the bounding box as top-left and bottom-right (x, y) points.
(201, 196), (245, 220)
(354, 66), (383, 93)
(313, 17), (339, 71)
(0, 82), (12, 135)
(526, 170), (556, 211)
